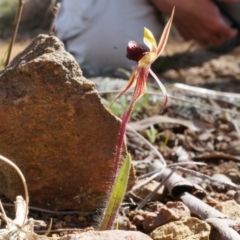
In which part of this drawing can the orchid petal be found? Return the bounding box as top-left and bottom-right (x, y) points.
(138, 52), (157, 68)
(143, 28), (157, 52)
(157, 7), (175, 56)
(128, 68), (148, 110)
(149, 68), (168, 113)
(109, 67), (138, 109)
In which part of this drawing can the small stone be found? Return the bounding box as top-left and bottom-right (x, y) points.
(114, 216), (133, 231)
(163, 69), (180, 80)
(150, 217), (211, 240)
(226, 140), (240, 155)
(201, 114), (215, 124)
(78, 216), (86, 222)
(132, 214), (144, 228)
(148, 202), (164, 212)
(134, 179), (164, 201)
(142, 212), (159, 232)
(54, 221), (64, 229)
(219, 112), (232, 123)
(142, 204), (182, 233)
(215, 200), (240, 220)
(63, 215), (72, 223)
(219, 124), (230, 131)
(139, 202), (191, 233)
(165, 201), (191, 218)
(233, 191), (240, 204)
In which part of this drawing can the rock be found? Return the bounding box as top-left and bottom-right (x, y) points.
(215, 200), (240, 220)
(59, 230), (152, 240)
(165, 201), (191, 218)
(134, 179), (164, 201)
(142, 212), (161, 233)
(150, 217), (211, 240)
(0, 34), (134, 211)
(132, 214), (144, 228)
(142, 202), (190, 233)
(114, 216), (136, 231)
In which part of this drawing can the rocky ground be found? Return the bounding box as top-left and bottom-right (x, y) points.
(1, 37), (240, 239)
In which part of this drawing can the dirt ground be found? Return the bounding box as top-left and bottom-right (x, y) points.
(159, 38), (240, 93)
(1, 37), (240, 239)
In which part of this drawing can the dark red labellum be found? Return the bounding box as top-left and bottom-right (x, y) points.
(126, 41), (148, 62)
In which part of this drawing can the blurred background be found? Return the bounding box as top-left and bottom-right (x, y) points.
(1, 0), (240, 93)
(0, 0), (59, 39)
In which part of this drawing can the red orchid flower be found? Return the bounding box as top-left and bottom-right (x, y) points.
(112, 8), (175, 175)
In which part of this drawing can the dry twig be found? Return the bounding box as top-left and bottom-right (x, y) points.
(181, 192), (240, 240)
(4, 0), (24, 67)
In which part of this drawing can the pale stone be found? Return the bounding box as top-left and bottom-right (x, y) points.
(150, 217), (211, 240)
(60, 230), (152, 240)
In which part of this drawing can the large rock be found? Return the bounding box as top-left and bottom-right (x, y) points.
(0, 34), (134, 211)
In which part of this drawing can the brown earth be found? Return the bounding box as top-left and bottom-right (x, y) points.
(1, 36), (240, 239)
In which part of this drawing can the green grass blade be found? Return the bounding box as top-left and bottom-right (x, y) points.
(100, 154), (131, 230)
(0, 47), (9, 71)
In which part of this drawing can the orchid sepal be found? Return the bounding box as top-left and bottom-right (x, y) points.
(157, 6), (175, 56)
(143, 27), (157, 52)
(109, 67), (138, 109)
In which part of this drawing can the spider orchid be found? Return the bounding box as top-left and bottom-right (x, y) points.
(112, 8), (175, 175)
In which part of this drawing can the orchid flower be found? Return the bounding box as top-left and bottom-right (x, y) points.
(112, 8), (175, 176)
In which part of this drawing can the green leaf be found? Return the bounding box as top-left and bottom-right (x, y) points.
(99, 154), (131, 230)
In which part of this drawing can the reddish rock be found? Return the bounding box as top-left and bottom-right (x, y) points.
(142, 212), (160, 232)
(165, 201), (191, 218)
(132, 214), (144, 228)
(142, 202), (190, 232)
(0, 34), (135, 211)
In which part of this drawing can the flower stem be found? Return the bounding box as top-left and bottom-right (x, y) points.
(113, 107), (132, 176)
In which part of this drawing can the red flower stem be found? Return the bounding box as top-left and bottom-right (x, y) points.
(113, 107), (132, 177)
